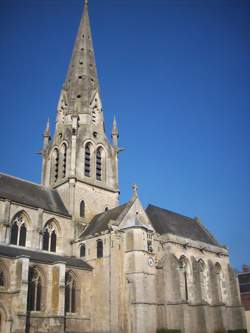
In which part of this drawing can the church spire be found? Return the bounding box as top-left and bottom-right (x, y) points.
(60, 0), (100, 115)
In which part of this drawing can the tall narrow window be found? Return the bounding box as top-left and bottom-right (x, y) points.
(179, 256), (189, 301)
(0, 266), (5, 287)
(52, 148), (59, 183)
(28, 267), (42, 311)
(97, 239), (103, 258)
(65, 272), (76, 313)
(80, 200), (85, 218)
(42, 221), (57, 253)
(198, 259), (207, 302)
(84, 143), (91, 177)
(10, 212), (27, 247)
(80, 244), (86, 257)
(215, 262), (223, 303)
(61, 144), (67, 178)
(96, 147), (103, 181)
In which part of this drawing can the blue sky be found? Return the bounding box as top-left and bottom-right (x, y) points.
(0, 0), (249, 269)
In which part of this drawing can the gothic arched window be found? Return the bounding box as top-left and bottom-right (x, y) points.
(28, 267), (42, 311)
(97, 239), (103, 258)
(96, 147), (103, 181)
(65, 272), (76, 313)
(61, 143), (67, 178)
(80, 200), (85, 218)
(10, 212), (27, 247)
(51, 148), (59, 183)
(84, 143), (92, 177)
(179, 255), (189, 301)
(42, 221), (57, 253)
(80, 244), (86, 257)
(215, 262), (223, 303)
(198, 259), (207, 302)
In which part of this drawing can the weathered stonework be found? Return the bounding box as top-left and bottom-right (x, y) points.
(0, 1), (246, 333)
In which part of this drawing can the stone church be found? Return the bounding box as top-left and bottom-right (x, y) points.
(0, 1), (246, 333)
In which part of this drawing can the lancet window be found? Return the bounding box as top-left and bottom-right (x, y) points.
(10, 212), (27, 247)
(97, 239), (103, 258)
(65, 271), (76, 313)
(80, 244), (86, 257)
(80, 200), (85, 218)
(61, 143), (67, 178)
(198, 259), (208, 302)
(179, 255), (189, 301)
(96, 147), (103, 181)
(28, 267), (42, 311)
(52, 148), (59, 183)
(84, 143), (92, 177)
(215, 262), (223, 303)
(42, 221), (57, 253)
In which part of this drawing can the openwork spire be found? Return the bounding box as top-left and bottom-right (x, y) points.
(61, 0), (100, 114)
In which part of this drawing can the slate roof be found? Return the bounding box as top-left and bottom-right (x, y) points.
(81, 202), (130, 237)
(146, 204), (220, 246)
(0, 173), (70, 216)
(0, 244), (92, 270)
(238, 272), (250, 293)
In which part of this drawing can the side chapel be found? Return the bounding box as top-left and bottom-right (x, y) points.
(0, 1), (246, 333)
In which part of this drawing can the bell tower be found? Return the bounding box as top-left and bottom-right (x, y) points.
(41, 0), (120, 224)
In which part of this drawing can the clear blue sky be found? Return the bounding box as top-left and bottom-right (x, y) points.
(0, 0), (249, 269)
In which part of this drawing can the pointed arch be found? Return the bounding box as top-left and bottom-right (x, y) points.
(80, 200), (85, 218)
(84, 142), (94, 177)
(80, 244), (86, 257)
(10, 211), (29, 247)
(215, 262), (224, 303)
(197, 258), (209, 303)
(60, 142), (68, 178)
(27, 266), (44, 312)
(97, 239), (103, 258)
(42, 219), (60, 253)
(51, 147), (59, 184)
(179, 255), (190, 301)
(65, 271), (79, 313)
(96, 146), (105, 181)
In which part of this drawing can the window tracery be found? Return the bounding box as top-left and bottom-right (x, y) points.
(42, 221), (57, 252)
(10, 212), (27, 247)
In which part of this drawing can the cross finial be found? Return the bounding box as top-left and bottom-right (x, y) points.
(132, 184), (139, 197)
(85, 0), (88, 5)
